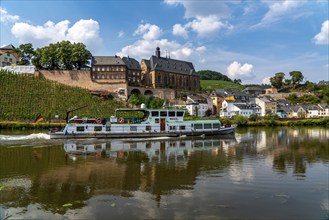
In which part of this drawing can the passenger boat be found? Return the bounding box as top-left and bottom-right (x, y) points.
(49, 107), (235, 139)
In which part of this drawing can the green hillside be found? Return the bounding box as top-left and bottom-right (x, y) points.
(201, 80), (245, 91)
(0, 70), (125, 122)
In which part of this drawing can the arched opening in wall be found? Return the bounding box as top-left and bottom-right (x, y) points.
(130, 89), (141, 96)
(144, 90), (153, 98)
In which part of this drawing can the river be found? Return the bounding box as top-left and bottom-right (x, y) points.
(0, 127), (328, 220)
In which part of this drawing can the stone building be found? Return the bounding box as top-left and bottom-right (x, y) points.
(0, 44), (19, 67)
(141, 47), (200, 91)
(122, 56), (141, 86)
(91, 56), (127, 84)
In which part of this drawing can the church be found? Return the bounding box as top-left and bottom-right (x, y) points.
(140, 47), (200, 91)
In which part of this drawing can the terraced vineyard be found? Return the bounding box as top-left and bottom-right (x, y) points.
(0, 70), (125, 121)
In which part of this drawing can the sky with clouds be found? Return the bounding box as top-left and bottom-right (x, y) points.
(1, 0), (328, 84)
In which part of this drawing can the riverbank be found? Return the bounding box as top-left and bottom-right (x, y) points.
(0, 117), (328, 130)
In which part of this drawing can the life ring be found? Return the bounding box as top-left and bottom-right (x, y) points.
(95, 118), (102, 124)
(118, 117), (124, 124)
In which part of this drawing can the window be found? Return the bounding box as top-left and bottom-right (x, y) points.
(121, 74), (125, 79)
(130, 126), (137, 131)
(177, 111), (184, 117)
(160, 111), (167, 117)
(97, 67), (100, 71)
(204, 124), (212, 129)
(93, 67), (96, 71)
(121, 66), (124, 71)
(106, 126), (111, 131)
(155, 118), (159, 123)
(179, 125), (186, 130)
(106, 66), (109, 71)
(169, 126), (176, 130)
(146, 125), (151, 131)
(169, 111), (175, 117)
(94, 126), (102, 131)
(102, 67), (105, 71)
(194, 124), (202, 129)
(116, 66), (119, 71)
(111, 66), (114, 71)
(77, 126), (85, 132)
(152, 111), (159, 117)
(116, 74), (119, 79)
(101, 74), (105, 79)
(213, 123), (220, 129)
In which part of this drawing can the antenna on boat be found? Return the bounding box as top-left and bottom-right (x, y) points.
(65, 105), (88, 123)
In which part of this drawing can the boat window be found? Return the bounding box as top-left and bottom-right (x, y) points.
(204, 124), (212, 129)
(130, 126), (137, 131)
(146, 125), (151, 131)
(155, 118), (159, 123)
(169, 111), (175, 116)
(94, 126), (102, 131)
(179, 125), (186, 130)
(77, 126), (85, 132)
(152, 111), (159, 117)
(160, 111), (167, 116)
(169, 126), (176, 130)
(194, 124), (203, 129)
(177, 111), (184, 117)
(213, 123), (220, 129)
(106, 126), (111, 131)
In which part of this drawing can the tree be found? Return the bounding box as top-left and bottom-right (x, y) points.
(13, 43), (35, 65)
(72, 42), (92, 70)
(289, 71), (304, 87)
(197, 70), (232, 81)
(270, 72), (285, 89)
(234, 79), (242, 85)
(32, 48), (42, 69)
(58, 41), (73, 69)
(31, 41), (92, 70)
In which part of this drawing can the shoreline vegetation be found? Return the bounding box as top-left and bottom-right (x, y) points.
(0, 117), (328, 131)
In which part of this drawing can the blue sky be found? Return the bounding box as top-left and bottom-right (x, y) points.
(1, 0), (328, 84)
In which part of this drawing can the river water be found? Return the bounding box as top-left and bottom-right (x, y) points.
(0, 127), (328, 220)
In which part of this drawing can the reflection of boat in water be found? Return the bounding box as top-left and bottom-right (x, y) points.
(64, 137), (238, 161)
(50, 107), (235, 139)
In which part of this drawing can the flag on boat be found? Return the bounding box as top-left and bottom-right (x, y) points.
(34, 114), (44, 124)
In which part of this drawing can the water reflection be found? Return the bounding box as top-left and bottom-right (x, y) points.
(0, 127), (328, 219)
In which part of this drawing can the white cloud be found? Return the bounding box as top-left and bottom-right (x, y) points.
(313, 20), (329, 45)
(134, 23), (162, 40)
(188, 15), (230, 37)
(118, 31), (125, 38)
(173, 15), (232, 38)
(196, 46), (206, 53)
(11, 19), (102, 52)
(252, 0), (304, 28)
(262, 76), (271, 85)
(164, 0), (230, 19)
(0, 7), (19, 23)
(172, 24), (188, 38)
(226, 61), (255, 80)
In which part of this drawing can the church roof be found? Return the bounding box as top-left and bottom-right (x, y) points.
(122, 57), (140, 70)
(149, 55), (197, 76)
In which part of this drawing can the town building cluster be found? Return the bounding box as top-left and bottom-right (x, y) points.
(1, 44), (328, 119)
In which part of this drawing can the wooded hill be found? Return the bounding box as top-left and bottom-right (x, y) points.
(0, 70), (125, 121)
